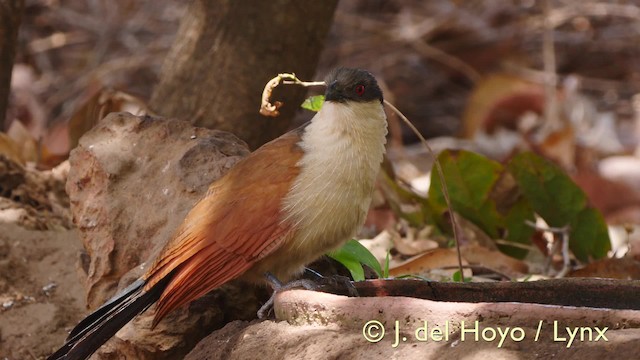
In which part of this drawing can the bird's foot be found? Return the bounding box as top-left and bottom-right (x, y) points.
(257, 273), (318, 319)
(257, 271), (359, 319)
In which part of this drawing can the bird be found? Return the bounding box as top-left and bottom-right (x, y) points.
(48, 67), (388, 360)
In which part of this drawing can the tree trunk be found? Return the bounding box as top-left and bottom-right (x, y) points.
(0, 0), (24, 127)
(149, 0), (338, 149)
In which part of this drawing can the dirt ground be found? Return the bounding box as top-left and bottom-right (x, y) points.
(0, 224), (84, 359)
(0, 159), (85, 359)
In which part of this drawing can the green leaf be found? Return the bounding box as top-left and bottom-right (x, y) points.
(383, 250), (390, 279)
(428, 149), (535, 259)
(301, 95), (325, 112)
(328, 239), (383, 281)
(333, 257), (365, 282)
(500, 197), (535, 258)
(507, 152), (611, 261)
(452, 270), (472, 282)
(571, 208), (611, 260)
(428, 149), (504, 239)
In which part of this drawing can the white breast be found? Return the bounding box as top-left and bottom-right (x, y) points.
(281, 100), (388, 254)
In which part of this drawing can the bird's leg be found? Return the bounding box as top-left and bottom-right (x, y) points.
(257, 272), (318, 319)
(257, 269), (361, 318)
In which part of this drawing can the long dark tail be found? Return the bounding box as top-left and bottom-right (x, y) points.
(47, 276), (171, 360)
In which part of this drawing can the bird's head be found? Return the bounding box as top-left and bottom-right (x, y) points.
(324, 68), (383, 104)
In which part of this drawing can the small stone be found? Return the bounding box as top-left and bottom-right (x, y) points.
(42, 282), (57, 294)
(2, 300), (14, 309)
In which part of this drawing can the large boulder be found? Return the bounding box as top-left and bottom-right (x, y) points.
(66, 112), (264, 359)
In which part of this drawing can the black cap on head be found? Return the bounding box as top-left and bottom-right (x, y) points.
(324, 68), (383, 104)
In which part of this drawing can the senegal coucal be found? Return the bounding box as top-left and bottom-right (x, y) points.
(48, 68), (387, 360)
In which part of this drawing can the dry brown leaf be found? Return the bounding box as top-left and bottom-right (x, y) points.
(40, 120), (71, 169)
(530, 125), (576, 170)
(0, 133), (25, 165)
(6, 120), (38, 163)
(460, 243), (529, 278)
(68, 86), (150, 151)
(490, 170), (520, 215)
(363, 204), (397, 236)
(462, 73), (545, 138)
(453, 212), (497, 249)
(568, 257), (640, 280)
(392, 226), (438, 256)
(389, 248), (471, 278)
(572, 168), (640, 220)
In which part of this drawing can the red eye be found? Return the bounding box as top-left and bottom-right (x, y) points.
(355, 84), (365, 96)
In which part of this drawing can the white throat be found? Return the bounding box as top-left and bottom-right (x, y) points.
(282, 100), (388, 252)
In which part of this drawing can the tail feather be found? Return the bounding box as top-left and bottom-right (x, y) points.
(47, 276), (171, 360)
(66, 278), (146, 342)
